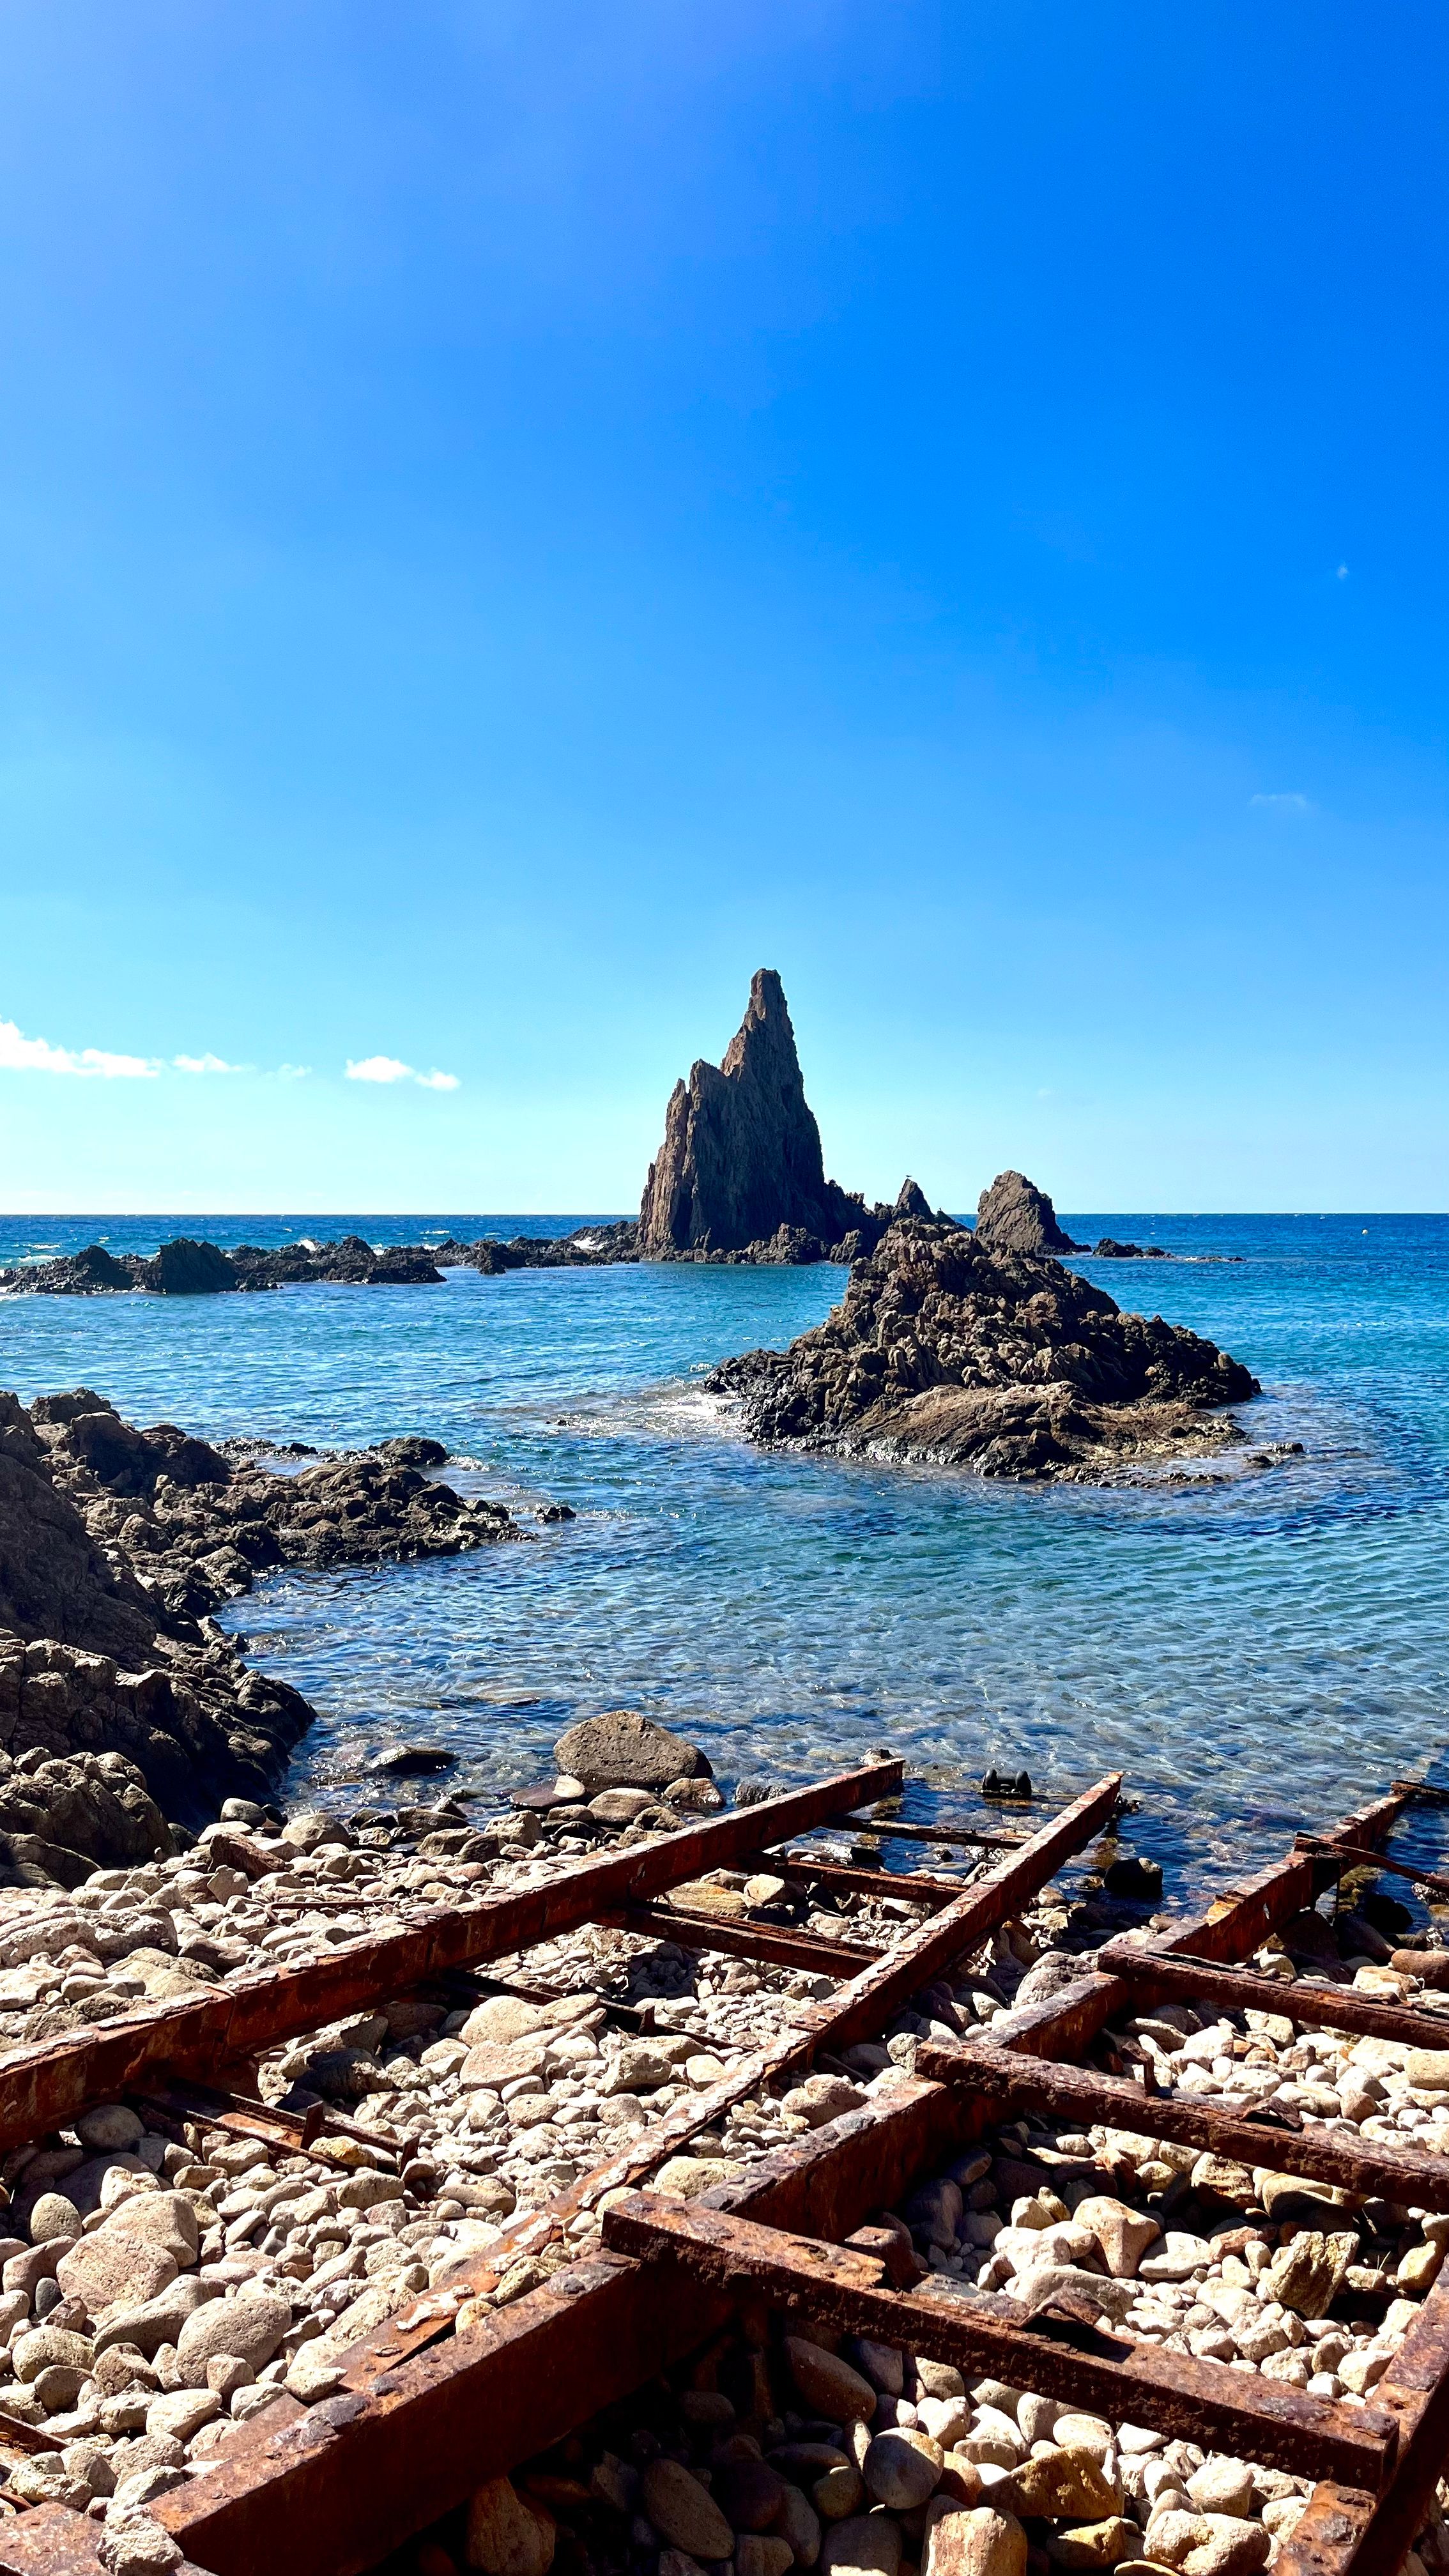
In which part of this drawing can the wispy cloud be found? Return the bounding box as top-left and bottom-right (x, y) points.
(0, 1016), (157, 1078)
(173, 1052), (251, 1075)
(278, 1063), (312, 1080)
(1250, 792), (1314, 814)
(1336, 564), (1349, 580)
(346, 1055), (461, 1091)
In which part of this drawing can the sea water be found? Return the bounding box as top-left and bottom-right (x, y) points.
(1, 1211), (1446, 1902)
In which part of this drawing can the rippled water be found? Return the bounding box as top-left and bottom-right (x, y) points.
(1, 1210), (1446, 1902)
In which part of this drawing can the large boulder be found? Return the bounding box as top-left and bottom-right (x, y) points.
(553, 1712), (711, 1795)
(138, 1239), (238, 1296)
(973, 1172), (1082, 1257)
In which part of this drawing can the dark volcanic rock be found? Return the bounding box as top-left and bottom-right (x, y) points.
(0, 1388), (526, 1872)
(893, 1177), (936, 1222)
(1093, 1238), (1168, 1260)
(0, 1245), (134, 1296)
(0, 1395), (157, 1664)
(973, 1171), (1084, 1257)
(638, 969), (884, 1260)
(705, 1218), (1260, 1481)
(229, 1235), (445, 1287)
(138, 1238), (237, 1295)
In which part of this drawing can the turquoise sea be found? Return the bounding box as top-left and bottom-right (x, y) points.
(1, 1212), (1446, 1904)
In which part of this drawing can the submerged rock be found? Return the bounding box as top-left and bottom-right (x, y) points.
(705, 1218), (1259, 1482)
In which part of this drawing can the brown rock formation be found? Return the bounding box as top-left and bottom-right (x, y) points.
(706, 1218), (1261, 1481)
(0, 1386), (526, 1874)
(974, 1171), (1083, 1257)
(638, 970), (870, 1257)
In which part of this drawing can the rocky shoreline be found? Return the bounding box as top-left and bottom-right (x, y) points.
(706, 1219), (1261, 1481)
(0, 1387), (533, 1887)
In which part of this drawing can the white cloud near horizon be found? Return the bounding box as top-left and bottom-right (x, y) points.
(1250, 792), (1314, 813)
(1, 1016), (320, 1082)
(345, 1055), (461, 1090)
(0, 1015), (157, 1078)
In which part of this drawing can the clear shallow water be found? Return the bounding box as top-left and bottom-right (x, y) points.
(1, 1211), (1446, 1904)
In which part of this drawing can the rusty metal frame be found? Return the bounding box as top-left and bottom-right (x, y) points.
(98, 1772), (1117, 2573)
(0, 1758), (903, 2154)
(601, 2191), (1396, 2488)
(598, 1900), (884, 1976)
(4, 1773), (1446, 2576)
(916, 2032), (1449, 2212)
(1096, 1933), (1449, 2045)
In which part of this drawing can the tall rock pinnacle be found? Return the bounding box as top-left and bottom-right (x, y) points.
(639, 970), (862, 1255)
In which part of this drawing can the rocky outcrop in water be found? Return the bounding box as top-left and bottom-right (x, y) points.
(706, 1218), (1260, 1480)
(0, 1388), (526, 1880)
(0, 1227), (647, 1294)
(638, 970), (893, 1261)
(974, 1170), (1083, 1257)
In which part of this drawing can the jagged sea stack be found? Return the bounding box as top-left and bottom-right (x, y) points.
(974, 1170), (1084, 1257)
(639, 970), (866, 1257)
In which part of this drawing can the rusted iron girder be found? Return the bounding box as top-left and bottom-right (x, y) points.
(600, 2193), (1397, 2492)
(815, 1774), (1124, 2058)
(1298, 1834), (1449, 1904)
(917, 2034), (1449, 2214)
(992, 1787), (1413, 2071)
(599, 1902), (884, 1976)
(0, 1758), (901, 2154)
(1097, 1934), (1449, 2048)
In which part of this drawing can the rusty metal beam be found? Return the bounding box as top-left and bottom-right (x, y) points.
(600, 1901), (884, 1977)
(1098, 1934), (1449, 2048)
(815, 1772), (1124, 2057)
(0, 1758), (901, 2154)
(917, 2034), (1449, 2212)
(776, 1856), (965, 1908)
(1298, 1834), (1449, 1903)
(601, 2193), (1397, 2492)
(839, 1814), (1032, 1853)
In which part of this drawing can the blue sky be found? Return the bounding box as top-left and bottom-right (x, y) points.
(0, 1), (1445, 1213)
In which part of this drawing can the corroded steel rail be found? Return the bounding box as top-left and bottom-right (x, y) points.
(602, 2193), (1396, 2490)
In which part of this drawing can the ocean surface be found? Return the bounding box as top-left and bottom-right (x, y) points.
(1, 1210), (1447, 1907)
